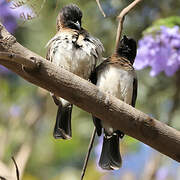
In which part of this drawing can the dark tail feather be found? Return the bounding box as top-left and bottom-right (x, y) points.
(92, 116), (102, 136)
(99, 132), (123, 170)
(53, 104), (73, 140)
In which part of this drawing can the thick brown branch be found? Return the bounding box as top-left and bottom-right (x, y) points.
(0, 52), (38, 69)
(0, 22), (180, 163)
(115, 0), (142, 51)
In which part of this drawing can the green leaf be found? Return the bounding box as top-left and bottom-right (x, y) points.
(143, 16), (180, 35)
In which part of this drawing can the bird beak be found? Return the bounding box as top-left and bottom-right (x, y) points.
(73, 21), (81, 30)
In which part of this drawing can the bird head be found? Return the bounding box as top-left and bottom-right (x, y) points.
(56, 4), (82, 31)
(117, 35), (137, 64)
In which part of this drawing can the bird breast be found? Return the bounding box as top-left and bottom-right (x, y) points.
(47, 31), (102, 80)
(97, 65), (134, 105)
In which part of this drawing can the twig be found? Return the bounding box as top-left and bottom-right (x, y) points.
(81, 127), (96, 180)
(96, 0), (106, 17)
(36, 0), (47, 17)
(11, 157), (20, 180)
(54, 0), (60, 13)
(115, 0), (142, 51)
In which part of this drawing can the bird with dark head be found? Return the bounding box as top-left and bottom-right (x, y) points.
(90, 35), (138, 170)
(46, 4), (104, 140)
(116, 35), (137, 64)
(56, 4), (82, 31)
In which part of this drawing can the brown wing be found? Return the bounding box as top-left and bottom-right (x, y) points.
(110, 54), (134, 71)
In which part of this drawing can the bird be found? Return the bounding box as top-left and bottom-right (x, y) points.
(90, 35), (138, 170)
(46, 4), (104, 140)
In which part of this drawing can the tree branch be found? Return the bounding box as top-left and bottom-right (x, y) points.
(81, 127), (96, 180)
(95, 0), (106, 17)
(115, 0), (142, 51)
(11, 157), (19, 180)
(0, 52), (38, 69)
(0, 22), (180, 163)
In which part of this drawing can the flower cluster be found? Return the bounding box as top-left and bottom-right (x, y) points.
(134, 26), (180, 76)
(0, 0), (35, 74)
(0, 65), (10, 75)
(0, 0), (35, 33)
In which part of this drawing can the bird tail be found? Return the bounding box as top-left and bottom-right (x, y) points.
(53, 103), (73, 140)
(99, 131), (123, 170)
(92, 116), (102, 136)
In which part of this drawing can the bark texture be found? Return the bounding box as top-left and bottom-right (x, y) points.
(0, 22), (180, 162)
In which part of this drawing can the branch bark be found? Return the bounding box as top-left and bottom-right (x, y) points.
(0, 22), (180, 163)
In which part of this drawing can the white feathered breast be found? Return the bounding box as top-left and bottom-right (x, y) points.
(46, 31), (104, 80)
(97, 65), (134, 104)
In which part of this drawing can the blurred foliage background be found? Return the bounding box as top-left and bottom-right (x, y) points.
(0, 0), (180, 180)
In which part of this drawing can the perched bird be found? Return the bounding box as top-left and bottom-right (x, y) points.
(91, 35), (138, 170)
(46, 4), (104, 140)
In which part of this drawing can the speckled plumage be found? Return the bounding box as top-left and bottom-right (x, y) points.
(91, 35), (137, 170)
(95, 57), (136, 133)
(46, 29), (104, 79)
(46, 4), (104, 139)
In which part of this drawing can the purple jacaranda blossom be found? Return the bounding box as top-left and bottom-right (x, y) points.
(156, 167), (169, 180)
(159, 161), (180, 180)
(95, 133), (180, 179)
(0, 0), (35, 33)
(9, 105), (21, 118)
(112, 143), (154, 179)
(0, 1), (35, 74)
(95, 135), (104, 171)
(0, 65), (10, 75)
(134, 26), (180, 76)
(100, 174), (112, 180)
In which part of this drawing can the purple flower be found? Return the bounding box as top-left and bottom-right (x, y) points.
(156, 167), (169, 180)
(9, 105), (21, 117)
(0, 0), (35, 33)
(134, 26), (180, 76)
(155, 165), (178, 180)
(0, 65), (10, 75)
(95, 136), (104, 171)
(100, 174), (111, 180)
